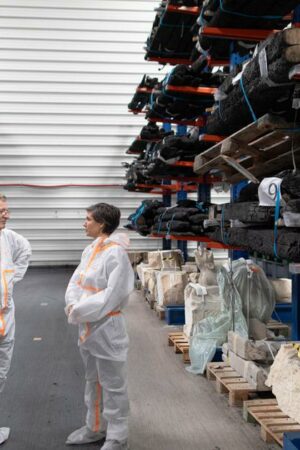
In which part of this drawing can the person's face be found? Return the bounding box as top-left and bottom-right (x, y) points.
(84, 211), (104, 238)
(0, 200), (9, 231)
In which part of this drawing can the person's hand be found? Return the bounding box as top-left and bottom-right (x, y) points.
(67, 305), (74, 315)
(64, 304), (74, 317)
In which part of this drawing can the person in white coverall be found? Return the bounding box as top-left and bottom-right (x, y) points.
(0, 193), (31, 445)
(65, 203), (134, 450)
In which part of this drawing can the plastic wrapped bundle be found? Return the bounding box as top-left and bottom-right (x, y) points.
(221, 259), (276, 323)
(187, 263), (248, 374)
(187, 312), (238, 374)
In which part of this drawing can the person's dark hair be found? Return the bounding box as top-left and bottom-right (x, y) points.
(87, 203), (120, 234)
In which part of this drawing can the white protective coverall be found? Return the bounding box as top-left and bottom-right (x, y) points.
(0, 229), (31, 394)
(0, 228), (31, 443)
(65, 233), (134, 442)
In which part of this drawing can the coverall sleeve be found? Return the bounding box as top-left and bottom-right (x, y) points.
(11, 233), (31, 283)
(65, 263), (84, 309)
(68, 247), (134, 324)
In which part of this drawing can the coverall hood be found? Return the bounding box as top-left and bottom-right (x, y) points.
(104, 233), (130, 249)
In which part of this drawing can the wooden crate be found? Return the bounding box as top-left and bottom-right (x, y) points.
(206, 362), (258, 407)
(168, 332), (190, 363)
(243, 399), (300, 447)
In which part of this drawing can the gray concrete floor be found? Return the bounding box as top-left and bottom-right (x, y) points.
(0, 267), (277, 450)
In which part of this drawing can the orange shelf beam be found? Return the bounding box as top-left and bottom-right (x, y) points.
(151, 233), (237, 249)
(165, 84), (218, 95)
(146, 56), (191, 65)
(128, 109), (147, 114)
(148, 116), (205, 126)
(166, 4), (200, 15)
(199, 133), (226, 143)
(125, 149), (142, 155)
(170, 161), (194, 167)
(136, 87), (153, 94)
(152, 174), (221, 184)
(201, 26), (277, 42)
(136, 136), (162, 142)
(207, 57), (230, 67)
(135, 183), (199, 193)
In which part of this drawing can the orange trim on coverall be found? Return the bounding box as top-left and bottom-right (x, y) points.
(93, 382), (102, 433)
(0, 269), (15, 335)
(78, 241), (119, 343)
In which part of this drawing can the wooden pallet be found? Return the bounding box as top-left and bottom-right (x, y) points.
(266, 319), (290, 338)
(154, 304), (165, 320)
(194, 114), (300, 183)
(206, 362), (259, 407)
(243, 399), (300, 447)
(168, 332), (190, 363)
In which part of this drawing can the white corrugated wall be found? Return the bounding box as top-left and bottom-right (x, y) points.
(0, 0), (228, 264)
(0, 0), (166, 264)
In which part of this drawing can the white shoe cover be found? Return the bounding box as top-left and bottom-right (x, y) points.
(65, 425), (105, 445)
(0, 427), (10, 445)
(101, 439), (128, 450)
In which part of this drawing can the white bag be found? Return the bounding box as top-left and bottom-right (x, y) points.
(136, 263), (158, 289)
(258, 177), (282, 206)
(184, 283), (221, 336)
(156, 271), (188, 306)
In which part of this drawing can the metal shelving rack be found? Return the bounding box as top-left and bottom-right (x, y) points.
(195, 4), (300, 342)
(127, 1), (300, 342)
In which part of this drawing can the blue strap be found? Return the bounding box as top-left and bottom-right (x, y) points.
(157, 208), (170, 234)
(239, 76), (257, 122)
(219, 0), (282, 20)
(131, 203), (145, 227)
(273, 186), (281, 259)
(157, 213), (164, 234)
(196, 202), (206, 212)
(162, 68), (175, 88)
(198, 7), (206, 26)
(166, 213), (176, 236)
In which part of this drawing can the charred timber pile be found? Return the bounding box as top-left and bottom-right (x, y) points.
(206, 28), (300, 136)
(128, 75), (159, 112)
(125, 200), (164, 236)
(145, 2), (199, 60)
(207, 171), (300, 261)
(124, 132), (213, 187)
(198, 0), (298, 60)
(152, 200), (210, 236)
(208, 227), (300, 261)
